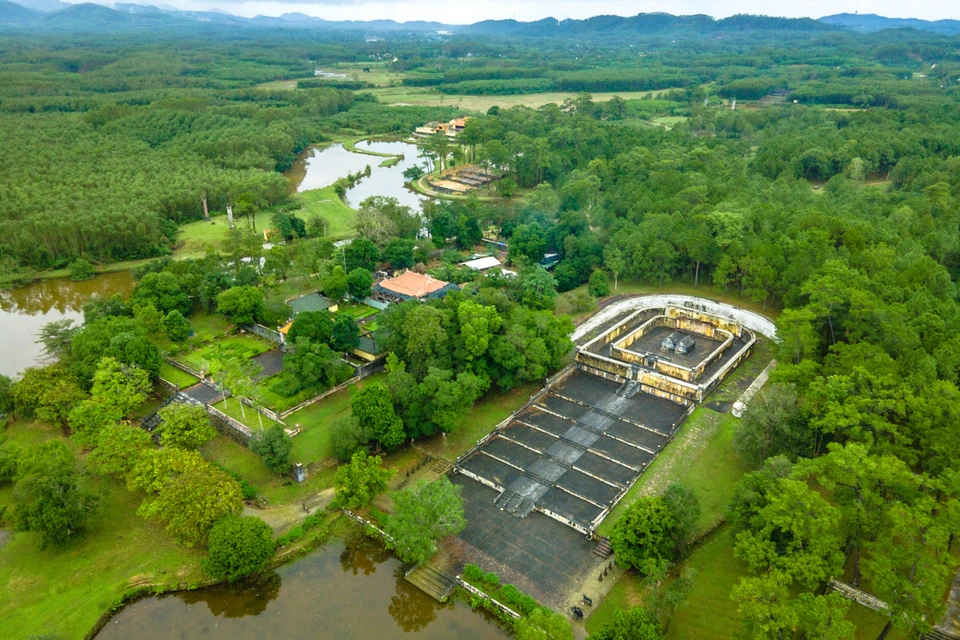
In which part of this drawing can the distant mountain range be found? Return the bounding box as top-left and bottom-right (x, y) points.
(819, 13), (960, 34)
(2, 2), (960, 36)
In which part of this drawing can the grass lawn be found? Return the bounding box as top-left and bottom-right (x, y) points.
(0, 423), (204, 640)
(584, 570), (648, 634)
(158, 361), (199, 389)
(284, 374), (387, 464)
(339, 301), (378, 319)
(177, 335), (273, 372)
(596, 407), (750, 538)
(295, 185), (356, 239)
(668, 527), (750, 640)
(364, 87), (664, 112)
(651, 115), (689, 130)
(846, 603), (907, 640)
(255, 373), (330, 413)
(210, 398), (283, 432)
(152, 310), (234, 354)
(174, 211), (275, 258)
(201, 434), (338, 505)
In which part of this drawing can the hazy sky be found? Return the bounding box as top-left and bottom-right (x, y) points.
(139, 0), (960, 22)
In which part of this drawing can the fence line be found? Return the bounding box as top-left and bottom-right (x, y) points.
(456, 579), (521, 619)
(245, 323), (284, 345)
(278, 375), (362, 420)
(163, 357), (204, 380)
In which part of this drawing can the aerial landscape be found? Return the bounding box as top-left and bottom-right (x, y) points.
(2, 0), (960, 638)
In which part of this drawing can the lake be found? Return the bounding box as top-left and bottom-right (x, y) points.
(96, 534), (508, 640)
(286, 139), (428, 213)
(0, 271), (135, 378)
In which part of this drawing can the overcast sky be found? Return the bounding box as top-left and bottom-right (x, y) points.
(139, 0), (959, 22)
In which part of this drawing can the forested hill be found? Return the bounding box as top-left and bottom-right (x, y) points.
(0, 5), (840, 35)
(4, 4), (959, 37)
(821, 13), (960, 35)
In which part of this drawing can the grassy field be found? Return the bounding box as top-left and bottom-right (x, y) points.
(338, 301), (379, 319)
(295, 185), (357, 238)
(153, 310), (234, 354)
(365, 87), (665, 112)
(174, 210), (276, 258)
(210, 397), (283, 432)
(176, 335), (273, 372)
(200, 434), (334, 505)
(668, 528), (750, 640)
(596, 407), (750, 538)
(0, 421), (205, 640)
(651, 115), (689, 130)
(158, 361), (199, 388)
(285, 374), (387, 464)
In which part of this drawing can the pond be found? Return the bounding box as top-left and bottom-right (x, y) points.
(286, 139), (429, 213)
(0, 271), (135, 378)
(96, 535), (508, 640)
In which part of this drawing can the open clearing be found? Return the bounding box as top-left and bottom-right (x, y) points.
(366, 87), (664, 112)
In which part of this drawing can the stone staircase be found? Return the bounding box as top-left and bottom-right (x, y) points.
(430, 458), (450, 474)
(616, 379), (640, 399)
(923, 629), (960, 640)
(593, 536), (613, 559)
(495, 489), (536, 518)
(405, 565), (456, 602)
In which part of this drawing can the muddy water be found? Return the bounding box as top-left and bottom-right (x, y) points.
(285, 140), (428, 213)
(97, 535), (507, 640)
(0, 271), (135, 378)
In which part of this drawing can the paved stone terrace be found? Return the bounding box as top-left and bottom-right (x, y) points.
(458, 370), (688, 531)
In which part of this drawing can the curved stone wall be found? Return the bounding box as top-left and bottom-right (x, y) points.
(573, 294), (777, 343)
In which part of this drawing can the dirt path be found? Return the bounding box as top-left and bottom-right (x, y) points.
(244, 489), (335, 534)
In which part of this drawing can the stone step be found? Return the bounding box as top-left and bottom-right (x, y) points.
(405, 565), (456, 602)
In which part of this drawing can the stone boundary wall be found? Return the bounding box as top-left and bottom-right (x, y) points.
(609, 312), (736, 382)
(456, 579), (522, 619)
(245, 323), (284, 345)
(278, 375), (361, 420)
(574, 295), (777, 343)
(732, 359), (777, 417)
(163, 356), (204, 380)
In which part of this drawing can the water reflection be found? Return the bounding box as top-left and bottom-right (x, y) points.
(340, 530), (392, 576)
(285, 139), (429, 214)
(389, 565), (452, 633)
(177, 571), (282, 618)
(96, 537), (507, 640)
(0, 271), (134, 377)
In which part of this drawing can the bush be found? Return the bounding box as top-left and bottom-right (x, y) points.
(463, 563), (484, 582)
(500, 584), (537, 615)
(203, 514), (275, 582)
(483, 571), (501, 588)
(275, 525), (305, 547)
(69, 258), (96, 281)
(249, 425), (292, 474)
(589, 270), (611, 297)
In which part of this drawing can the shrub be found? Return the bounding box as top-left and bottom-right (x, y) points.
(588, 269), (611, 297)
(463, 563), (484, 582)
(69, 258), (96, 282)
(500, 584), (537, 615)
(483, 571), (501, 588)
